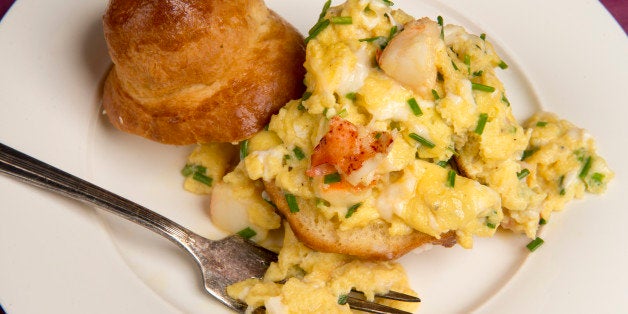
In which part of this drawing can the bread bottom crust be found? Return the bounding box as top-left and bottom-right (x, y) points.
(264, 181), (456, 260)
(102, 65), (304, 145)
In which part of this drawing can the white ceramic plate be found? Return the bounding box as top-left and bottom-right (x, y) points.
(1, 0), (627, 313)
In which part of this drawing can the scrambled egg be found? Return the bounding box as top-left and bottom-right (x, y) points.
(181, 142), (238, 194)
(227, 224), (418, 314)
(511, 112), (614, 232)
(256, 0), (504, 248)
(181, 0), (613, 312)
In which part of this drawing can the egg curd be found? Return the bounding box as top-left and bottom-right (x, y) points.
(181, 142), (238, 195)
(180, 0), (612, 312)
(513, 112), (614, 232)
(227, 224), (418, 314)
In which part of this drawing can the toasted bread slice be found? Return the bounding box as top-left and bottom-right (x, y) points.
(264, 181), (456, 260)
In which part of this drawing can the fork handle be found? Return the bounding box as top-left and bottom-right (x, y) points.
(0, 142), (199, 251)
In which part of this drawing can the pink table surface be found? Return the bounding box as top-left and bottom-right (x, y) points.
(602, 0), (628, 33)
(0, 1), (624, 312)
(0, 0), (627, 33)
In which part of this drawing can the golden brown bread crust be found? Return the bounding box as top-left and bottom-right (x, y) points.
(264, 181), (456, 260)
(102, 0), (306, 144)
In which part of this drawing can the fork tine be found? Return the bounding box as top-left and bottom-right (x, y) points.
(346, 296), (413, 314)
(376, 290), (420, 302)
(350, 289), (421, 302)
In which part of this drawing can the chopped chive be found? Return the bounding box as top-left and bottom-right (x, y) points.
(574, 148), (586, 161)
(521, 147), (537, 161)
(464, 54), (471, 75)
(375, 132), (382, 139)
(182, 164), (212, 186)
(346, 202), (362, 218)
(236, 227), (257, 239)
(308, 19), (326, 35)
(337, 108), (348, 118)
(293, 146), (306, 160)
(359, 37), (377, 42)
(536, 121), (548, 127)
(298, 93), (309, 109)
(480, 33), (486, 41)
(498, 60), (509, 69)
(338, 294), (349, 305)
(389, 25), (398, 39)
(324, 172), (342, 184)
(318, 0), (332, 20)
(436, 160), (448, 168)
(409, 133), (435, 148)
(382, 0), (394, 6)
(539, 218), (547, 225)
(316, 198), (330, 207)
(305, 19), (330, 43)
(486, 222), (496, 229)
(472, 70), (484, 77)
(331, 16), (352, 24)
(239, 140), (249, 160)
(517, 168), (531, 180)
(285, 193), (299, 213)
(407, 98), (423, 116)
(526, 237), (544, 252)
(192, 172), (213, 186)
(501, 94), (511, 106)
(437, 72), (444, 81)
(181, 166), (194, 177)
(345, 92), (357, 101)
(359, 36), (386, 43)
(446, 170), (456, 187)
(431, 89), (440, 100)
(360, 36), (388, 49)
(181, 164), (206, 177)
(194, 165), (207, 175)
(471, 83), (496, 92)
(579, 156), (592, 179)
(437, 16), (444, 39)
(451, 60), (459, 71)
(474, 113), (489, 135)
(591, 172), (605, 184)
(558, 175), (566, 195)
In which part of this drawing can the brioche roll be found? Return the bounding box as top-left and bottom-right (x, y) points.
(102, 0), (306, 144)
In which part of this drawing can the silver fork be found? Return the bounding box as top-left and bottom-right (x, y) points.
(0, 143), (419, 314)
